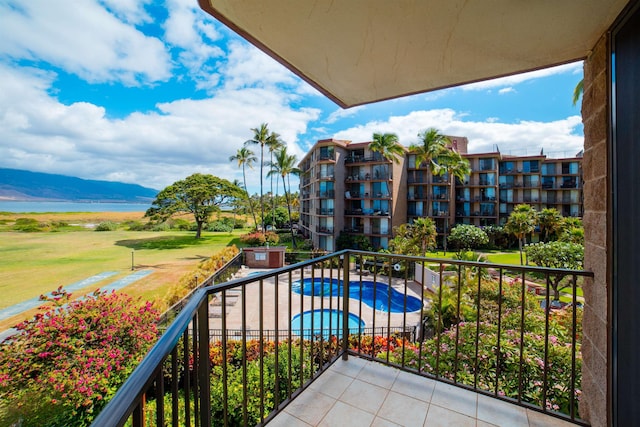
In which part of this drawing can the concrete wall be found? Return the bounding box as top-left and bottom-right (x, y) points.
(580, 33), (610, 427)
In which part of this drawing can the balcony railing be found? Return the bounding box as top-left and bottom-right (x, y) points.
(91, 251), (592, 427)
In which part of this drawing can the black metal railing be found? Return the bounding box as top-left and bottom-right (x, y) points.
(91, 251), (592, 427)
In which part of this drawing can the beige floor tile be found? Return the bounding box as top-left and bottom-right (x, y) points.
(429, 382), (478, 418)
(318, 401), (376, 427)
(476, 394), (528, 426)
(267, 411), (313, 427)
(356, 360), (399, 389)
(309, 369), (355, 399)
(371, 417), (403, 427)
(340, 378), (390, 415)
(332, 356), (368, 378)
(377, 390), (429, 426)
(423, 404), (476, 427)
(526, 409), (580, 427)
(284, 388), (337, 425)
(391, 370), (436, 402)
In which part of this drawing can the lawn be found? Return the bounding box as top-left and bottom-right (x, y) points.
(0, 211), (244, 330)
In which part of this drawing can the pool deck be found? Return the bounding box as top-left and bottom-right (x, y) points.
(208, 267), (424, 336)
(268, 356), (577, 427)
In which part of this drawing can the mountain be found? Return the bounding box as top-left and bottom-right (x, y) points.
(0, 168), (158, 202)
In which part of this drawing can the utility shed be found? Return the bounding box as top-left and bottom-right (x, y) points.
(243, 247), (285, 268)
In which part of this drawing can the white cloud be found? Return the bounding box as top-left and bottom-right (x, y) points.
(100, 0), (153, 25)
(499, 87), (515, 95)
(461, 62), (582, 91)
(333, 109), (584, 158)
(0, 64), (320, 192)
(325, 106), (364, 124)
(0, 0), (172, 85)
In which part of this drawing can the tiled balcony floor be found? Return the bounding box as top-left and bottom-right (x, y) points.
(269, 357), (577, 427)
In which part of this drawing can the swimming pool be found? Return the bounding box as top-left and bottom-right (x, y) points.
(291, 309), (365, 339)
(291, 278), (422, 313)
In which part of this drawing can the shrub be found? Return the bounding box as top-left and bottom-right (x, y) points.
(207, 220), (233, 232)
(125, 220), (148, 231)
(95, 221), (118, 231)
(170, 218), (192, 231)
(0, 288), (159, 427)
(240, 231), (279, 246)
(13, 218), (44, 232)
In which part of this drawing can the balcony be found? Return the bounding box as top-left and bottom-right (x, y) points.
(316, 226), (334, 234)
(92, 251), (591, 427)
(316, 190), (335, 198)
(315, 208), (334, 216)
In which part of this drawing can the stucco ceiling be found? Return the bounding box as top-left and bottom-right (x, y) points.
(199, 0), (628, 108)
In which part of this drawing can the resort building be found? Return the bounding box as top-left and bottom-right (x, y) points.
(299, 138), (583, 251)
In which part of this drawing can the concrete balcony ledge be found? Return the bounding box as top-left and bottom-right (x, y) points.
(270, 357), (579, 427)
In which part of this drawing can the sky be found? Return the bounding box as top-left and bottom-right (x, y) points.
(0, 0), (585, 195)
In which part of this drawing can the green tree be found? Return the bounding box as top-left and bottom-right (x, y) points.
(504, 204), (537, 265)
(447, 224), (489, 253)
(268, 147), (300, 247)
(230, 147), (258, 229)
(145, 173), (243, 238)
(438, 149), (471, 252)
(410, 127), (449, 172)
(266, 132), (284, 229)
(369, 132), (405, 163)
(244, 123), (275, 234)
(389, 218), (437, 256)
(538, 207), (563, 242)
(525, 241), (584, 300)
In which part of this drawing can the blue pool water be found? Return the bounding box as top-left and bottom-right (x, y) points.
(291, 278), (422, 313)
(291, 309), (365, 339)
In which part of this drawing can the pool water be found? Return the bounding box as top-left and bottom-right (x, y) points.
(291, 309), (365, 339)
(291, 278), (422, 313)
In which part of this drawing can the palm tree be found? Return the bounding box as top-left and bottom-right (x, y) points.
(268, 147), (300, 247)
(572, 79), (584, 106)
(244, 123), (271, 233)
(410, 127), (450, 172)
(369, 132), (405, 163)
(505, 204), (537, 265)
(229, 147), (258, 230)
(438, 150), (471, 253)
(538, 207), (563, 242)
(266, 132), (284, 228)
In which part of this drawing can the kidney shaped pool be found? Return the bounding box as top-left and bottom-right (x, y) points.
(291, 278), (422, 313)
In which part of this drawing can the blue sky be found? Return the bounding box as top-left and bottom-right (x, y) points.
(0, 0), (584, 195)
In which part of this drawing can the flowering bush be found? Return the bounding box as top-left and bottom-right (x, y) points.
(240, 231), (279, 246)
(0, 288), (159, 427)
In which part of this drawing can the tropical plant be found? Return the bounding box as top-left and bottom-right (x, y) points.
(389, 217), (437, 256)
(265, 132), (284, 229)
(410, 127), (449, 172)
(369, 132), (405, 163)
(525, 241), (584, 300)
(230, 147), (258, 229)
(0, 289), (159, 427)
(572, 79), (584, 106)
(268, 146), (300, 248)
(447, 224), (489, 253)
(145, 173), (244, 238)
(244, 123), (274, 234)
(537, 207), (563, 242)
(504, 204), (537, 264)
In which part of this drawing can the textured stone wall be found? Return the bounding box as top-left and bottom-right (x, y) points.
(580, 33), (610, 427)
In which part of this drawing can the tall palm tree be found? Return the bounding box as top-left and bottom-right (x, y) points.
(229, 147), (258, 230)
(268, 147), (300, 247)
(505, 204), (537, 265)
(244, 123), (271, 233)
(266, 132), (284, 228)
(369, 132), (405, 163)
(438, 149), (471, 253)
(538, 207), (563, 242)
(410, 127), (450, 172)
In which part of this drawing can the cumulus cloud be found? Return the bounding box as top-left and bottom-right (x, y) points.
(325, 106), (364, 124)
(0, 0), (172, 85)
(0, 64), (319, 192)
(333, 109), (584, 158)
(499, 87), (515, 95)
(461, 62), (582, 91)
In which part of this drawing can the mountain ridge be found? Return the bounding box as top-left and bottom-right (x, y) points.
(0, 168), (158, 202)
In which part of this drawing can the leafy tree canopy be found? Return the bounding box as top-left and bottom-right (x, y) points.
(447, 224), (489, 253)
(145, 173), (243, 238)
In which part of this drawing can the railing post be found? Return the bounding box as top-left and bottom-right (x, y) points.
(197, 296), (211, 426)
(342, 252), (350, 360)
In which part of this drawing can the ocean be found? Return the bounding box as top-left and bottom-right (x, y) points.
(0, 201), (151, 213)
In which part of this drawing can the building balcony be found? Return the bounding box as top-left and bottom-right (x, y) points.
(315, 208), (334, 215)
(316, 190), (335, 198)
(92, 250), (592, 427)
(316, 226), (334, 234)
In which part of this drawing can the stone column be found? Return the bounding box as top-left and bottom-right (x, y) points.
(580, 33), (610, 427)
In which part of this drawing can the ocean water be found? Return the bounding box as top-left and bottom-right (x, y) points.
(0, 201), (151, 213)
